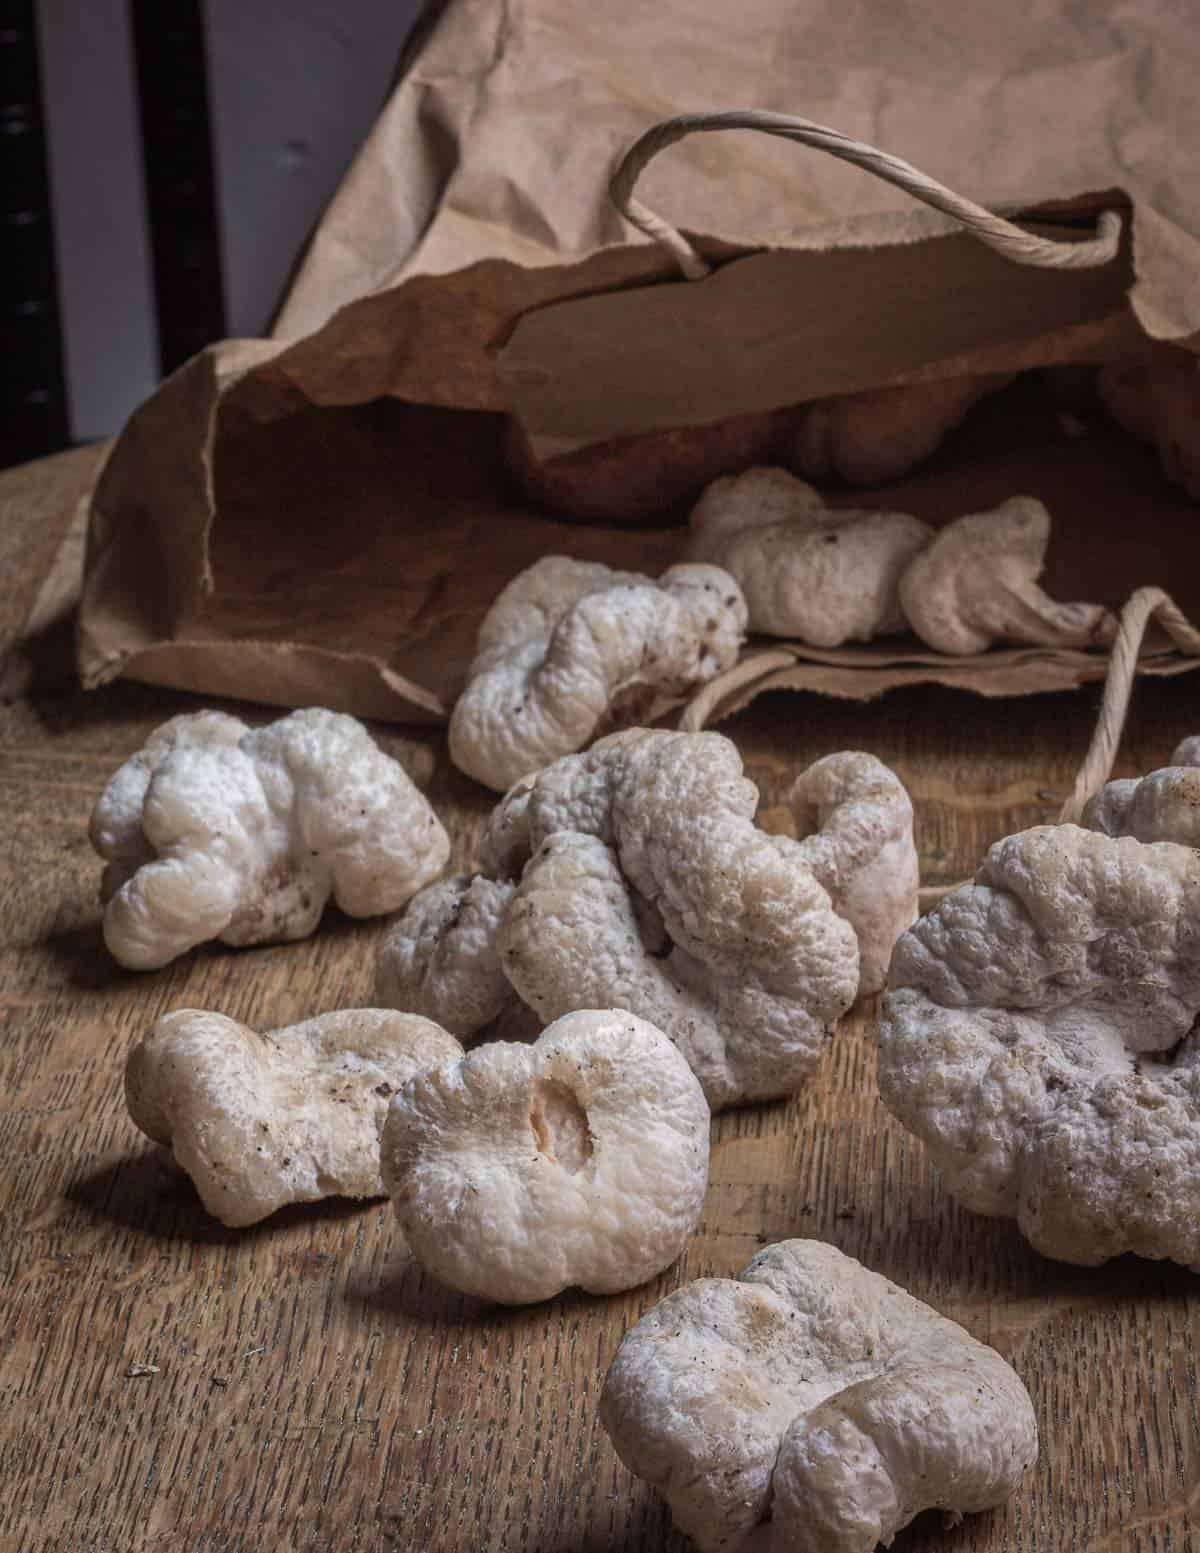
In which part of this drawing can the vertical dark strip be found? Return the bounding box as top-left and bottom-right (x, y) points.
(0, 1), (70, 468)
(129, 1), (226, 376)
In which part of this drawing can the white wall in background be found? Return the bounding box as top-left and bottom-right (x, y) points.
(37, 0), (159, 445)
(203, 0), (422, 338)
(35, 3), (422, 440)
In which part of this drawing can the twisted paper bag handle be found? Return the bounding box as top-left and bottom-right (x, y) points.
(610, 109), (1123, 278)
(1057, 587), (1200, 822)
(615, 111), (1181, 899)
(681, 590), (1200, 905)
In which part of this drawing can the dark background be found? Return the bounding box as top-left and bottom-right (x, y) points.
(1, 1), (423, 470)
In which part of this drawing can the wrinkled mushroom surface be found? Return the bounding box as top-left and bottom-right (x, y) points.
(379, 731), (917, 1107)
(376, 873), (518, 1038)
(381, 1008), (710, 1303)
(127, 1008), (462, 1227)
(90, 708), (449, 970)
(447, 557), (747, 791)
(1083, 739), (1200, 846)
(503, 407), (789, 523)
(600, 1238), (1037, 1553)
(496, 730), (860, 1109)
(876, 821), (1200, 1265)
(898, 496), (1115, 655)
(789, 751), (919, 997)
(785, 373), (1014, 487)
(688, 467), (932, 645)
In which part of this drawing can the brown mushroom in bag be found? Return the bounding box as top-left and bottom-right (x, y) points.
(784, 372), (1014, 486)
(1098, 350), (1200, 501)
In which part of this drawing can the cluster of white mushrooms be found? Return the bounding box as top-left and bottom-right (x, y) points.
(688, 474), (1114, 655)
(444, 476), (1115, 797)
(86, 536), (1200, 1546)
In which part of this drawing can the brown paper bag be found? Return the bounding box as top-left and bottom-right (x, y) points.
(77, 0), (1200, 724)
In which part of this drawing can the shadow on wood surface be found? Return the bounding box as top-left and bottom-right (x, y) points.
(344, 1254), (493, 1327)
(67, 1147), (380, 1245)
(343, 1250), (621, 1334)
(41, 917), (123, 991)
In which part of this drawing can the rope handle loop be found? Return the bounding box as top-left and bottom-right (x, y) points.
(610, 110), (1123, 281)
(682, 588), (1200, 907)
(1057, 588), (1200, 823)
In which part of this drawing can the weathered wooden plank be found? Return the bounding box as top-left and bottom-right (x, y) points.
(1, 452), (1198, 1553)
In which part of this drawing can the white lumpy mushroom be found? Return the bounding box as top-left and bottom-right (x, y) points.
(89, 708), (450, 969)
(375, 873), (518, 1038)
(495, 730), (860, 1109)
(784, 373), (1014, 486)
(380, 1008), (710, 1304)
(789, 751), (919, 998)
(875, 819), (1200, 1266)
(379, 730), (918, 1108)
(600, 1238), (1038, 1553)
(1082, 738), (1200, 847)
(126, 1007), (462, 1227)
(447, 556), (748, 791)
(897, 496), (1115, 654)
(688, 467), (932, 644)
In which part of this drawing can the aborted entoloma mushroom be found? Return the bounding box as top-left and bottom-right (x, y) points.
(381, 729), (916, 1108)
(600, 1238), (1038, 1553)
(688, 467), (932, 644)
(898, 496), (1115, 654)
(503, 406), (788, 523)
(126, 1007), (462, 1227)
(785, 372), (1014, 487)
(1098, 350), (1200, 501)
(447, 556), (747, 791)
(876, 816), (1200, 1266)
(381, 1008), (710, 1304)
(90, 708), (450, 970)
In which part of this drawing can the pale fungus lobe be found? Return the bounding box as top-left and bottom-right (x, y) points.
(1082, 738), (1200, 847)
(89, 708), (450, 970)
(599, 1238), (1038, 1553)
(875, 821), (1200, 1266)
(378, 729), (881, 1107)
(380, 1008), (711, 1304)
(496, 730), (861, 1110)
(447, 556), (748, 791)
(375, 874), (518, 1038)
(789, 751), (919, 997)
(897, 496), (1115, 655)
(126, 1008), (463, 1227)
(688, 467), (932, 645)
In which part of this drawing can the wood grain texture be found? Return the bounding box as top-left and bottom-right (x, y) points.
(1, 455), (1199, 1553)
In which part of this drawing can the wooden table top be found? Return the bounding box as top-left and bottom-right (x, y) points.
(2, 447), (1198, 1553)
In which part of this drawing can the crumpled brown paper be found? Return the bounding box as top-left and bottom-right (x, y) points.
(77, 0), (1200, 723)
